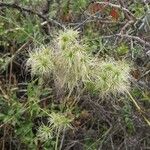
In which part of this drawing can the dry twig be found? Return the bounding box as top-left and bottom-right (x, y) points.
(0, 2), (65, 29)
(96, 1), (136, 20)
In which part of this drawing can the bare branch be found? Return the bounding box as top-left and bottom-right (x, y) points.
(118, 0), (132, 20)
(0, 2), (65, 29)
(117, 34), (150, 47)
(96, 1), (136, 20)
(101, 34), (150, 47)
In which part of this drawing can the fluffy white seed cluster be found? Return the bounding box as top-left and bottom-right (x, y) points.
(54, 30), (93, 90)
(27, 47), (54, 77)
(93, 60), (130, 95)
(27, 29), (130, 95)
(37, 112), (72, 142)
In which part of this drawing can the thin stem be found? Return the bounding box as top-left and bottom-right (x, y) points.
(59, 128), (66, 150)
(55, 127), (61, 150)
(126, 90), (150, 126)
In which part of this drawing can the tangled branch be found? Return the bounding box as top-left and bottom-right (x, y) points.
(96, 1), (136, 20)
(0, 2), (65, 29)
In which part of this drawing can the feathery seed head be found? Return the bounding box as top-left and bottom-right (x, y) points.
(27, 47), (54, 77)
(48, 112), (73, 130)
(37, 124), (53, 141)
(58, 29), (79, 50)
(93, 60), (130, 95)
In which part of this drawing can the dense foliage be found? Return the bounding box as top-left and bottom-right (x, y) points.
(0, 0), (150, 150)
